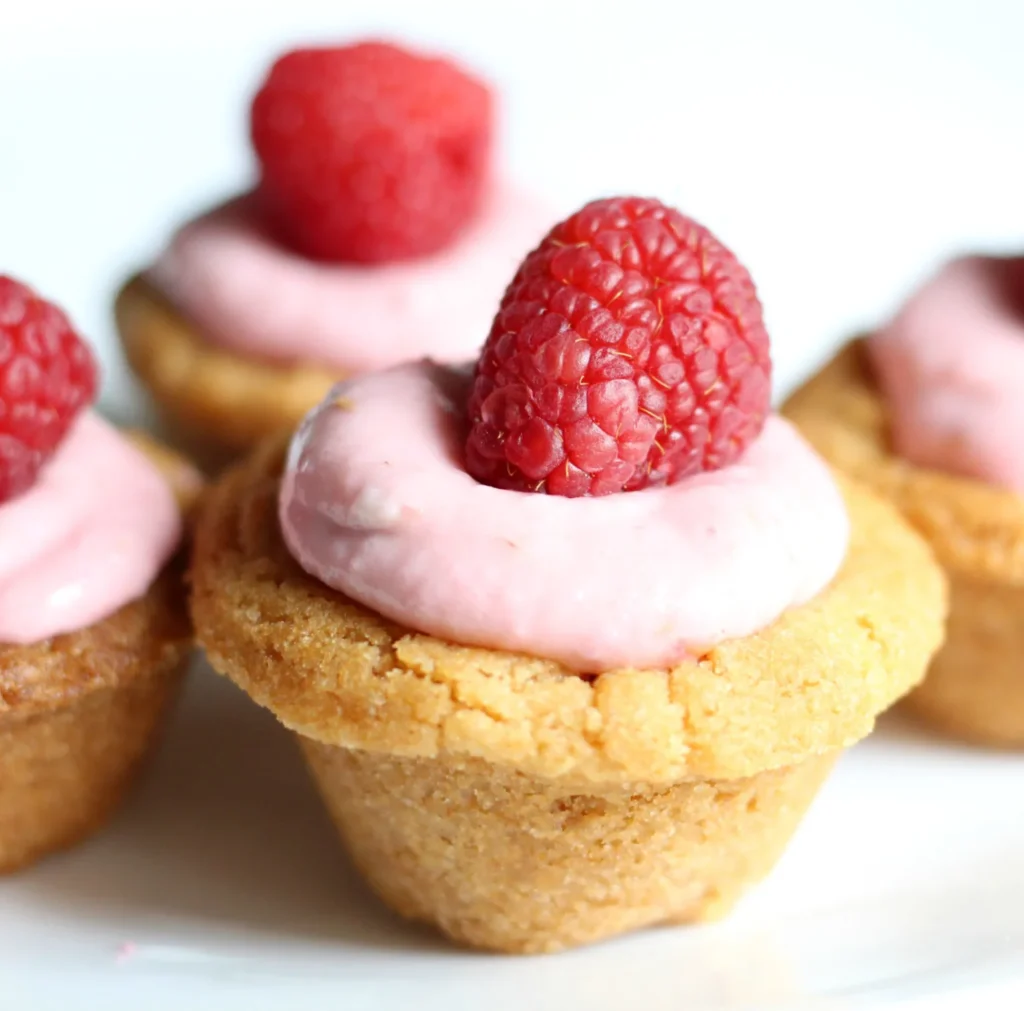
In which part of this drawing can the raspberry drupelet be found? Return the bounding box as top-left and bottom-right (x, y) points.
(465, 197), (771, 496)
(0, 276), (98, 502)
(251, 41), (494, 264)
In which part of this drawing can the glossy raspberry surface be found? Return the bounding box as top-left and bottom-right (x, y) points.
(465, 197), (771, 496)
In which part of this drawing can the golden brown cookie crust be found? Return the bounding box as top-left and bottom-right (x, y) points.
(783, 340), (1024, 584)
(192, 438), (946, 783)
(302, 742), (836, 953)
(0, 645), (185, 872)
(115, 275), (339, 458)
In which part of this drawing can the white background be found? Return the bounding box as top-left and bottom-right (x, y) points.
(2, 0), (1024, 411)
(1, 2), (1023, 1007)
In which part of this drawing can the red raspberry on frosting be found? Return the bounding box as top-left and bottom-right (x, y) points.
(0, 276), (98, 503)
(465, 197), (772, 497)
(251, 40), (493, 265)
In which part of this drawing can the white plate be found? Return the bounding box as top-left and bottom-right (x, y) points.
(1, 662), (1022, 1010)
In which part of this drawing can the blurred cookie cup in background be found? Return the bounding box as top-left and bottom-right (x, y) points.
(785, 256), (1024, 747)
(116, 40), (552, 469)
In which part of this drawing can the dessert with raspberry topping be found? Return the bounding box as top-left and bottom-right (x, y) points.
(0, 277), (201, 871)
(115, 39), (552, 467)
(785, 254), (1024, 746)
(192, 199), (945, 952)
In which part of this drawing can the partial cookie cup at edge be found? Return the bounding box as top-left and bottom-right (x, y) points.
(784, 340), (1024, 747)
(115, 276), (339, 470)
(0, 438), (201, 872)
(190, 439), (944, 952)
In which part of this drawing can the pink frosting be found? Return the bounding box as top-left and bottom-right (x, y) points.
(0, 414), (183, 645)
(279, 364), (849, 672)
(147, 183), (554, 373)
(869, 255), (1024, 493)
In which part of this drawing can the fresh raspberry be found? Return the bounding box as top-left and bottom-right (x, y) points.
(0, 277), (98, 503)
(465, 197), (771, 496)
(251, 41), (493, 264)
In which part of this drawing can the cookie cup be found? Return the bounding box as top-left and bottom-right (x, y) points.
(0, 436), (201, 871)
(115, 276), (338, 469)
(784, 341), (1024, 747)
(192, 440), (945, 952)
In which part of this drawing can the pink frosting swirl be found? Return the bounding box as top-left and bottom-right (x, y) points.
(147, 183), (554, 373)
(0, 414), (182, 644)
(869, 255), (1024, 493)
(279, 363), (849, 672)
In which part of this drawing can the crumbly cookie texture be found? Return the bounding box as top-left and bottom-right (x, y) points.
(302, 742), (836, 953)
(192, 438), (945, 784)
(115, 276), (338, 464)
(0, 658), (183, 871)
(784, 339), (1024, 746)
(0, 438), (199, 871)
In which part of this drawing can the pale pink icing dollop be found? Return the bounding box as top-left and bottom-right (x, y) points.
(147, 183), (554, 373)
(0, 413), (182, 644)
(279, 364), (849, 672)
(869, 255), (1024, 494)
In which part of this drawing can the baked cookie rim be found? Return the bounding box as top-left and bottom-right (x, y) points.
(192, 438), (946, 783)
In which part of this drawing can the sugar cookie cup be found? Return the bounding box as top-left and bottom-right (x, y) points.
(116, 41), (552, 470)
(115, 276), (338, 470)
(0, 433), (201, 871)
(784, 340), (1024, 746)
(192, 437), (944, 952)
